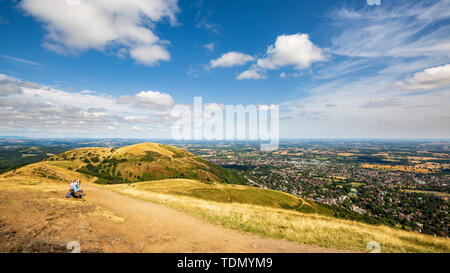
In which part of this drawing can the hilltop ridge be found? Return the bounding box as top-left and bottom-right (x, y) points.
(45, 142), (247, 185)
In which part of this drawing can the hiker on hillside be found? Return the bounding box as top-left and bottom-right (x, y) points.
(67, 179), (84, 199)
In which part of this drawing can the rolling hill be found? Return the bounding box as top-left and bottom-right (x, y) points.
(44, 143), (247, 185)
(9, 143), (359, 218)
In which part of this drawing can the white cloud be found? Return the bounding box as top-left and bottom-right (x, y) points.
(42, 42), (72, 55)
(187, 64), (200, 77)
(0, 55), (43, 67)
(0, 74), (24, 96)
(204, 43), (215, 52)
(210, 52), (254, 68)
(21, 0), (179, 65)
(124, 116), (154, 123)
(130, 45), (170, 66)
(0, 74), (176, 137)
(80, 90), (96, 94)
(359, 98), (402, 108)
(131, 126), (145, 131)
(273, 1), (450, 138)
(330, 2), (450, 58)
(280, 73), (450, 138)
(118, 90), (174, 109)
(236, 67), (266, 80)
(256, 33), (326, 70)
(394, 64), (450, 91)
(0, 84), (22, 96)
(231, 33), (325, 80)
(195, 9), (219, 34)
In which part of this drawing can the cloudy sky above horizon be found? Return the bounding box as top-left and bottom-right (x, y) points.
(0, 0), (449, 139)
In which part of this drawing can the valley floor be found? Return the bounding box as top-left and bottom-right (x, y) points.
(0, 180), (351, 253)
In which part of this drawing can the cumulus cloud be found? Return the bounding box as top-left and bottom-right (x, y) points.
(236, 67), (266, 80)
(394, 64), (450, 91)
(0, 74), (175, 137)
(0, 74), (24, 96)
(231, 33), (325, 80)
(20, 0), (179, 65)
(256, 34), (326, 70)
(0, 84), (22, 97)
(129, 44), (171, 65)
(118, 90), (174, 109)
(210, 52), (254, 68)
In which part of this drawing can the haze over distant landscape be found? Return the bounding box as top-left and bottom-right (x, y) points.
(0, 0), (449, 139)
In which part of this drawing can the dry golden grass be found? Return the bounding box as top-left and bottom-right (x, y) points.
(407, 156), (440, 161)
(402, 189), (450, 198)
(361, 163), (432, 174)
(109, 183), (450, 253)
(2, 166), (449, 253)
(337, 153), (361, 157)
(44, 142), (226, 183)
(2, 161), (95, 185)
(114, 143), (175, 157)
(131, 179), (305, 209)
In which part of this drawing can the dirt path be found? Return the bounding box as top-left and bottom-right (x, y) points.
(0, 181), (352, 253)
(83, 185), (351, 253)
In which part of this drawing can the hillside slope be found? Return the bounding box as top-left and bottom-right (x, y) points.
(45, 143), (246, 185)
(8, 143), (345, 217)
(0, 178), (349, 253)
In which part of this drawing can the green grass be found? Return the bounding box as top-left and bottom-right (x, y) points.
(132, 179), (337, 216)
(402, 189), (450, 197)
(132, 179), (388, 226)
(136, 179), (297, 206)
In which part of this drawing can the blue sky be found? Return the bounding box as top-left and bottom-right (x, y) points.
(0, 0), (449, 138)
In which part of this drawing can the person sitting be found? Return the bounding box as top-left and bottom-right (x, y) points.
(71, 180), (85, 198)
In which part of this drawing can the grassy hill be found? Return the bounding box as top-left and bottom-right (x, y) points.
(45, 143), (246, 185)
(109, 181), (450, 253)
(2, 142), (449, 253)
(127, 179), (314, 210)
(125, 179), (369, 218)
(10, 143), (369, 220)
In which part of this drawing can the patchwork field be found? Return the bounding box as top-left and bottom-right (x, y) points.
(361, 163), (432, 174)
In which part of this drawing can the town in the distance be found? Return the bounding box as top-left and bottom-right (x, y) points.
(1, 137), (448, 238)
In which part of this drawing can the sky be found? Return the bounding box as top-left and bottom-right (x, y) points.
(0, 0), (449, 139)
